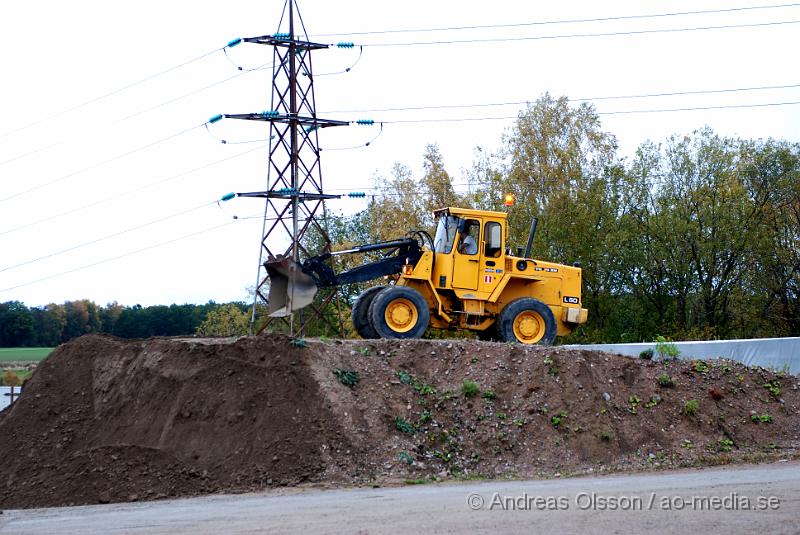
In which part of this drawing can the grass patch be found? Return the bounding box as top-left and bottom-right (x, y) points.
(0, 348), (53, 362)
(684, 399), (699, 416)
(461, 380), (480, 398)
(657, 373), (676, 388)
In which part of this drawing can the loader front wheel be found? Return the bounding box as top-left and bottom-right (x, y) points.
(369, 286), (430, 339)
(497, 298), (556, 345)
(352, 286), (385, 339)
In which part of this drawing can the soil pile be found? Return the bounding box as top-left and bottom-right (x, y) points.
(0, 334), (798, 508)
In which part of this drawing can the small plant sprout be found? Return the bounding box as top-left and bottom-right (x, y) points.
(550, 411), (568, 427)
(543, 355), (559, 376)
(684, 399), (699, 416)
(289, 338), (308, 348)
(414, 383), (436, 395)
(357, 347), (370, 356)
(461, 380), (480, 398)
(644, 395), (662, 409)
(750, 414), (773, 424)
(718, 438), (734, 452)
(657, 373), (676, 388)
(397, 370), (413, 385)
(692, 360), (710, 374)
(418, 410), (432, 425)
(628, 395), (641, 413)
(496, 412), (508, 420)
(333, 368), (359, 388)
(395, 416), (416, 435)
(639, 349), (654, 360)
(482, 389), (497, 400)
(599, 429), (613, 442)
(681, 439), (694, 449)
(654, 335), (680, 361)
(398, 451), (414, 465)
(763, 380), (781, 398)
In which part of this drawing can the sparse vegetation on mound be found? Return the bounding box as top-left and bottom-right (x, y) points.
(0, 334), (798, 509)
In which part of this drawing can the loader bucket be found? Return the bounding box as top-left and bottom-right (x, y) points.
(265, 257), (318, 317)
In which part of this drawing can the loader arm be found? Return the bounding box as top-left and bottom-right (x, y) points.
(265, 238), (425, 317)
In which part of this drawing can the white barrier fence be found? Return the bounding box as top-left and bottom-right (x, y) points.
(0, 386), (22, 411)
(566, 337), (800, 375)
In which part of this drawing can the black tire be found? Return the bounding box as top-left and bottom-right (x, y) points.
(369, 286), (430, 339)
(352, 286), (386, 339)
(497, 298), (557, 345)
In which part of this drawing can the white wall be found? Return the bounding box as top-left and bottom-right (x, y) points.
(566, 337), (800, 375)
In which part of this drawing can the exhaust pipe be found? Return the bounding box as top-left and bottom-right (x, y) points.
(524, 217), (538, 259)
(265, 257), (319, 317)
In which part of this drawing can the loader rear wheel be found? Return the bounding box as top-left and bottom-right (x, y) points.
(497, 298), (556, 345)
(352, 286), (385, 339)
(369, 286), (430, 339)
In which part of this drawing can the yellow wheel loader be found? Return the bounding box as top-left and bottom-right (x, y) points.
(266, 207), (588, 345)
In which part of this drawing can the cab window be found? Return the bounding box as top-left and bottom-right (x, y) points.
(484, 221), (502, 258)
(434, 215), (459, 254)
(457, 219), (480, 255)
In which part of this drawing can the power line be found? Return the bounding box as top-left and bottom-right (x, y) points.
(375, 100), (800, 124)
(313, 3), (800, 36)
(118, 63), (272, 123)
(0, 144), (265, 237)
(322, 82), (800, 114)
(599, 100), (800, 115)
(0, 47), (226, 141)
(361, 19), (800, 47)
(0, 202), (216, 274)
(0, 218), (241, 293)
(0, 63), (272, 169)
(0, 122), (207, 204)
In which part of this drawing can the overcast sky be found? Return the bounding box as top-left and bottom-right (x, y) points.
(1, 0), (798, 308)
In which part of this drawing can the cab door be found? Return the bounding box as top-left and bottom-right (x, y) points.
(477, 220), (505, 295)
(451, 218), (481, 290)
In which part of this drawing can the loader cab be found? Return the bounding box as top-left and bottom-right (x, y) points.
(432, 208), (507, 296)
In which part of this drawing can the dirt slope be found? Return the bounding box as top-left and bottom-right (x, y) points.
(0, 334), (798, 508)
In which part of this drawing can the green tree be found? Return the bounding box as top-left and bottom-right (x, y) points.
(473, 94), (624, 340)
(195, 303), (250, 337)
(625, 129), (793, 338)
(0, 301), (34, 347)
(366, 162), (428, 241)
(420, 143), (460, 221)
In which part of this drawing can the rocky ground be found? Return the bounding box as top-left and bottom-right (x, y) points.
(0, 333), (798, 508)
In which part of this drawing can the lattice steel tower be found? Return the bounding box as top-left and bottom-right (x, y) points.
(225, 0), (348, 335)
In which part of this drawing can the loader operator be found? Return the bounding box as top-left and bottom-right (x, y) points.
(458, 221), (479, 255)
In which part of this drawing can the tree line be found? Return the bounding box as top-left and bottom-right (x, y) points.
(0, 300), (250, 347)
(3, 94), (798, 345)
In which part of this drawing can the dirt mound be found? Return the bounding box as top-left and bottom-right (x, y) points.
(1, 334), (798, 508)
